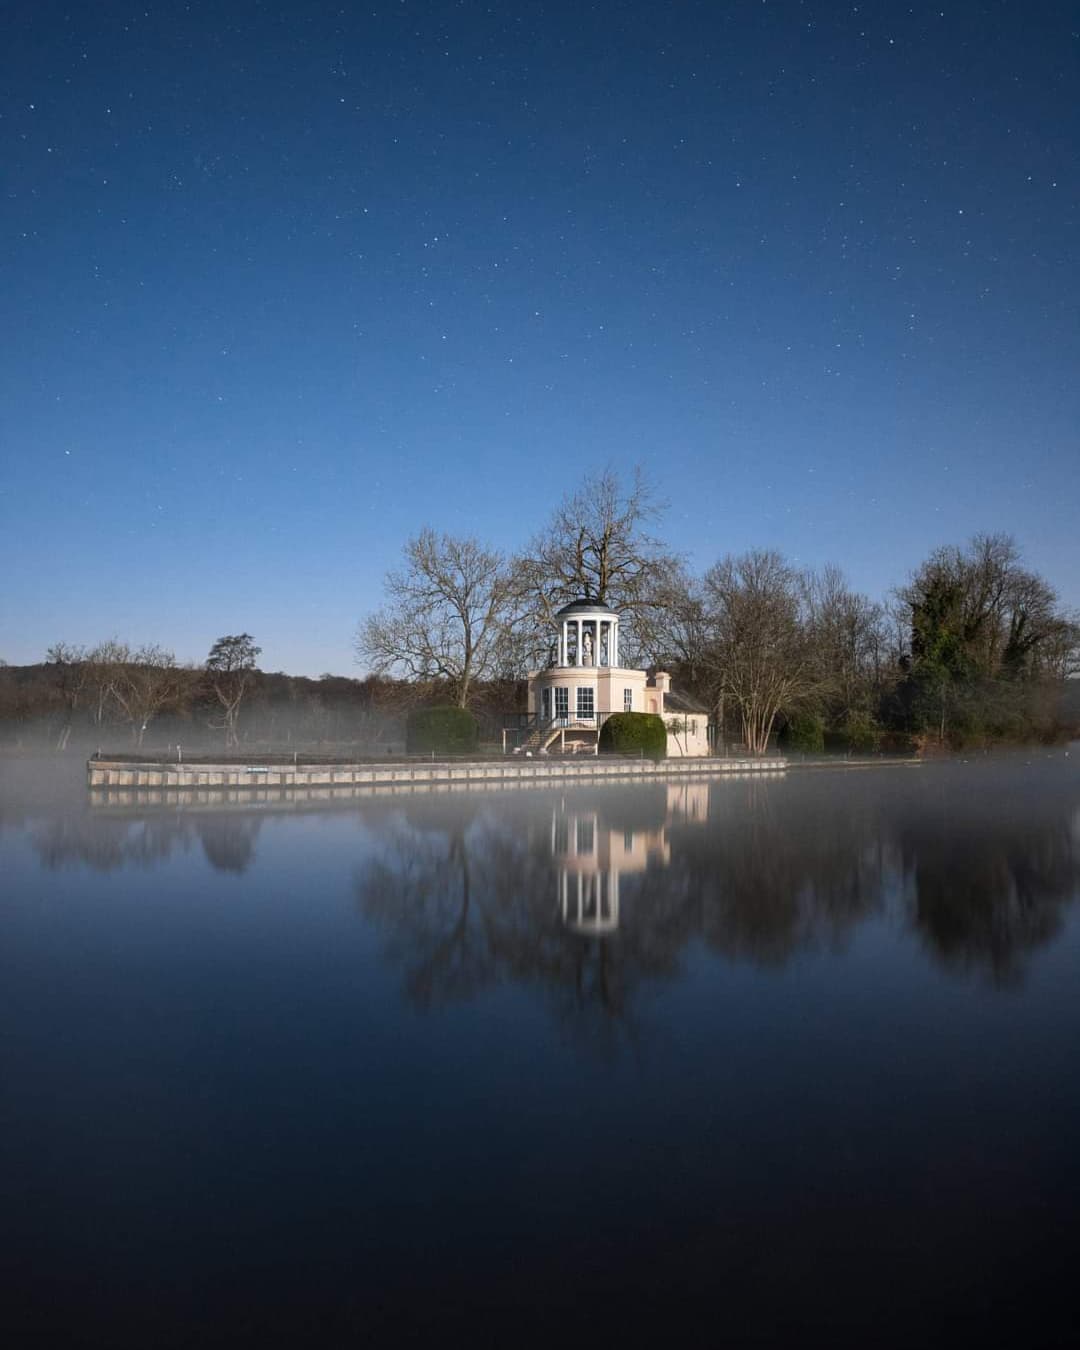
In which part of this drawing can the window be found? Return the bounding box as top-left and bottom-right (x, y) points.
(554, 687), (569, 720)
(576, 686), (594, 719)
(624, 688), (633, 712)
(541, 687), (552, 721)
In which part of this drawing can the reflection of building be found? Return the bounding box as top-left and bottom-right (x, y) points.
(552, 805), (672, 936)
(665, 782), (710, 825)
(525, 599), (711, 756)
(552, 784), (713, 935)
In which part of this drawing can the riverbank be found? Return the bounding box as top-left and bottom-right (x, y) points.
(87, 753), (790, 791)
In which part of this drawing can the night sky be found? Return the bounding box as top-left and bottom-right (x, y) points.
(2, 0), (1077, 676)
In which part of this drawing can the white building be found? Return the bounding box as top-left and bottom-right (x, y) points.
(523, 599), (711, 757)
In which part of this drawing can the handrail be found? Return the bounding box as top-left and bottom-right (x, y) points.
(505, 710), (615, 730)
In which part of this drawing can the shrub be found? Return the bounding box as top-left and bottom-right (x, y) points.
(779, 713), (824, 754)
(406, 705), (479, 756)
(598, 712), (667, 761)
(842, 710), (882, 752)
(878, 730), (919, 755)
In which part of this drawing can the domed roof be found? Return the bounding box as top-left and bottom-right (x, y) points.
(555, 598), (619, 618)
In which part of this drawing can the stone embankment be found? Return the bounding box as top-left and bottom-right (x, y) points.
(88, 755), (787, 793)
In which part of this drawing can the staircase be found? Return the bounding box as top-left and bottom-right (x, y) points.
(514, 718), (596, 754)
(515, 718), (554, 754)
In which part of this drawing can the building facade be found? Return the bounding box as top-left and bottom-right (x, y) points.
(524, 599), (711, 757)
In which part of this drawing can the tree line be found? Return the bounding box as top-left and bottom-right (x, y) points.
(0, 636), (410, 753)
(4, 469), (1077, 754)
(356, 469), (1080, 752)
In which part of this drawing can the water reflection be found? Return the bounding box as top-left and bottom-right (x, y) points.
(898, 776), (1080, 985)
(674, 775), (892, 966)
(5, 758), (1078, 1345)
(30, 806), (264, 876)
(195, 814), (263, 874)
(549, 784), (710, 936)
(355, 763), (1080, 1026)
(31, 810), (196, 873)
(353, 791), (679, 1052)
(13, 759), (1080, 999)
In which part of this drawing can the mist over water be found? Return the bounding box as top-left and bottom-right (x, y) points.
(2, 754), (1079, 1345)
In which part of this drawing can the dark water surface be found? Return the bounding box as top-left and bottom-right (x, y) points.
(2, 755), (1079, 1347)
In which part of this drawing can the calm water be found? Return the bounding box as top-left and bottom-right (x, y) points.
(2, 755), (1079, 1347)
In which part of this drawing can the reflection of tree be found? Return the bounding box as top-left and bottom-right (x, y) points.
(911, 843), (1068, 985)
(591, 785), (668, 834)
(31, 812), (196, 872)
(355, 765), (1080, 1048)
(671, 777), (889, 966)
(355, 792), (698, 1051)
(30, 807), (264, 875)
(484, 826), (685, 1055)
(196, 816), (262, 874)
(896, 768), (1080, 985)
(358, 818), (499, 1007)
(536, 872), (696, 1057)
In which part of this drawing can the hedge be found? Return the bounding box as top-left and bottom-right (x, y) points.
(598, 712), (667, 761)
(779, 713), (824, 754)
(406, 705), (479, 755)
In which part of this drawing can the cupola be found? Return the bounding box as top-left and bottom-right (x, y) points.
(550, 598), (621, 668)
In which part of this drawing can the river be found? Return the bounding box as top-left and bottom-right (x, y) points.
(2, 753), (1078, 1346)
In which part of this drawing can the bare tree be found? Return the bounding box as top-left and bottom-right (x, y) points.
(45, 643), (90, 751)
(109, 644), (188, 747)
(1000, 569), (1075, 678)
(44, 639), (166, 748)
(513, 468), (676, 663)
(1034, 615), (1080, 682)
(205, 634), (262, 749)
(805, 565), (891, 724)
(636, 563), (709, 675)
(356, 530), (518, 707)
(85, 639), (129, 728)
(702, 551), (816, 755)
(635, 564), (733, 735)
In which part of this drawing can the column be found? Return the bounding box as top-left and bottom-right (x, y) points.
(576, 619), (583, 667)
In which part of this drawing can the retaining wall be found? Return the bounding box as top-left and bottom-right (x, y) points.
(88, 755), (787, 792)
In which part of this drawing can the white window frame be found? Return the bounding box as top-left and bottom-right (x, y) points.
(554, 687), (569, 721)
(624, 688), (633, 712)
(576, 686), (595, 720)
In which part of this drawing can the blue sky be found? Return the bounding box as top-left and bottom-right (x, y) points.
(2, 0), (1077, 675)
